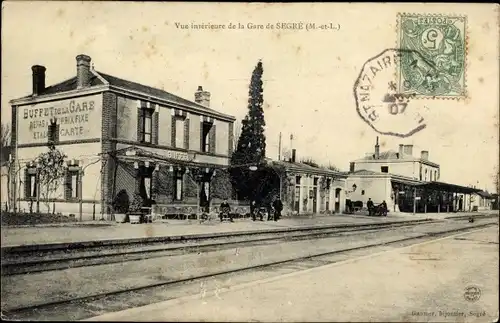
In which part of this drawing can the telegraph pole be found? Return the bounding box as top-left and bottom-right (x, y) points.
(278, 132), (282, 161)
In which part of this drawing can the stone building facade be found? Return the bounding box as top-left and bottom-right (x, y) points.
(10, 54), (235, 219)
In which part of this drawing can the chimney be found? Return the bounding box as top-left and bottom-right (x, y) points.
(421, 150), (429, 160)
(76, 54), (92, 88)
(398, 144), (404, 158)
(374, 136), (380, 159)
(349, 162), (355, 172)
(195, 86), (211, 107)
(404, 144), (413, 157)
(291, 149), (296, 163)
(31, 65), (46, 96)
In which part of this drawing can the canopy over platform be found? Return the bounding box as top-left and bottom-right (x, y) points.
(415, 181), (481, 194)
(390, 177), (482, 194)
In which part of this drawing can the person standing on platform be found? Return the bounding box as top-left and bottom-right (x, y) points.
(272, 197), (283, 221)
(367, 198), (374, 216)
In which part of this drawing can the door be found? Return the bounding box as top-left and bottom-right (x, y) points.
(199, 181), (210, 212)
(335, 188), (341, 213)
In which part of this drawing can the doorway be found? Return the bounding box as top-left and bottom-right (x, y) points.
(335, 188), (341, 213)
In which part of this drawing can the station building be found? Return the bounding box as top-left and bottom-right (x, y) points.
(346, 138), (480, 213)
(10, 54), (236, 220)
(258, 151), (347, 216)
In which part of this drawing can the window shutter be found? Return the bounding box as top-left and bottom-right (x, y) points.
(24, 169), (30, 198)
(64, 170), (71, 200)
(55, 124), (60, 143)
(171, 116), (176, 147)
(209, 124), (216, 154)
(152, 111), (159, 145)
(137, 107), (144, 142)
(184, 118), (190, 149)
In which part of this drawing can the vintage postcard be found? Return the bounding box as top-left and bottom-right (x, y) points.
(1, 2), (499, 322)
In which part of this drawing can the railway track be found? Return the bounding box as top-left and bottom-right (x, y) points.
(1, 220), (496, 321)
(2, 219), (436, 276)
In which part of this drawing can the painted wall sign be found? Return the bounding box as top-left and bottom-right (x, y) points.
(17, 94), (102, 144)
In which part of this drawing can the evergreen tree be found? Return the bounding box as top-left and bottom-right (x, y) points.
(230, 60), (266, 200)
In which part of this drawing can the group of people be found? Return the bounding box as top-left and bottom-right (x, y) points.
(218, 197), (283, 222)
(367, 198), (388, 216)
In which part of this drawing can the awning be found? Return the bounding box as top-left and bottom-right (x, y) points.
(391, 178), (424, 186)
(412, 181), (481, 194)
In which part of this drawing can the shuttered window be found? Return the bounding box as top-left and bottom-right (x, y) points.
(138, 107), (154, 143)
(65, 169), (80, 200)
(24, 168), (37, 199)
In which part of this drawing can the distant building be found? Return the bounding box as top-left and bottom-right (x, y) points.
(266, 153), (347, 215)
(349, 137), (440, 182)
(346, 137), (480, 213)
(470, 191), (495, 211)
(9, 54), (236, 219)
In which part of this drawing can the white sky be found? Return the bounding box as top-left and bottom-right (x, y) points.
(2, 2), (499, 191)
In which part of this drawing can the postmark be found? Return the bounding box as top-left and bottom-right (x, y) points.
(353, 48), (428, 138)
(397, 13), (467, 99)
(464, 285), (481, 302)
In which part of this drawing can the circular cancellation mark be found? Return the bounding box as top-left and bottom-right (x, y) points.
(464, 285), (481, 302)
(353, 48), (428, 138)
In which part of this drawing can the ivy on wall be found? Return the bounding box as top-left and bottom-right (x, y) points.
(211, 169), (232, 200)
(151, 168), (174, 201)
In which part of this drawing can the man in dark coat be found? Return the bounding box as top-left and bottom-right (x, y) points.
(381, 200), (388, 216)
(250, 200), (263, 221)
(219, 199), (233, 222)
(367, 198), (374, 216)
(272, 197), (283, 221)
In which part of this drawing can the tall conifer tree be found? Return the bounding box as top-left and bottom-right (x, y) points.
(230, 60), (266, 200)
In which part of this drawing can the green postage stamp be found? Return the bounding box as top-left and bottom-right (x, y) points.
(397, 13), (467, 99)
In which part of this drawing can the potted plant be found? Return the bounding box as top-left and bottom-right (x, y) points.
(128, 193), (144, 224)
(112, 190), (130, 223)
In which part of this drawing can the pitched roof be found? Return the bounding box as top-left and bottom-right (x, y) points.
(97, 72), (229, 116)
(13, 71), (234, 120)
(16, 75), (105, 100)
(360, 150), (400, 160)
(475, 191), (493, 198)
(270, 159), (346, 177)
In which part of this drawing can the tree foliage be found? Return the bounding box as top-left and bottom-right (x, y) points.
(35, 144), (67, 213)
(230, 60), (266, 200)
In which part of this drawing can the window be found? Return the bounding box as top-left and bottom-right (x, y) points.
(25, 169), (37, 198)
(201, 122), (212, 152)
(361, 190), (365, 195)
(140, 108), (153, 143)
(175, 118), (185, 148)
(313, 178), (318, 186)
(295, 176), (301, 185)
(66, 170), (80, 199)
(175, 172), (183, 200)
(381, 166), (389, 173)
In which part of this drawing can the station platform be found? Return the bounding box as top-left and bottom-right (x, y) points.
(1, 211), (495, 248)
(86, 226), (499, 322)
